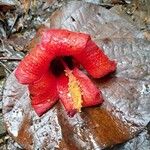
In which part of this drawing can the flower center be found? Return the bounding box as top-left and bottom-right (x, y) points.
(66, 70), (83, 112)
(50, 56), (74, 77)
(50, 56), (83, 112)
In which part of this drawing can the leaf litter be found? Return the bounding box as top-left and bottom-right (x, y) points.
(1, 0), (150, 149)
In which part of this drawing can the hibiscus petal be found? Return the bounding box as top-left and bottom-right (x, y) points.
(57, 67), (103, 117)
(57, 74), (77, 117)
(74, 40), (116, 78)
(29, 71), (58, 116)
(41, 29), (90, 56)
(32, 100), (57, 116)
(72, 68), (103, 107)
(15, 47), (54, 84)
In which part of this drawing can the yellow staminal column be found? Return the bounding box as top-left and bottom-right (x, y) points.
(65, 70), (83, 112)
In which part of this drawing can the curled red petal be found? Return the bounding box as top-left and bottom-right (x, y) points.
(74, 40), (116, 78)
(41, 29), (90, 56)
(57, 68), (103, 117)
(57, 75), (77, 117)
(32, 100), (57, 117)
(72, 68), (103, 107)
(15, 47), (54, 84)
(29, 72), (58, 116)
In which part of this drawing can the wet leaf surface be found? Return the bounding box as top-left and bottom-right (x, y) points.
(2, 1), (150, 150)
(110, 130), (150, 150)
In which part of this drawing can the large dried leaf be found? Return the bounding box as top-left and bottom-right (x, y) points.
(49, 1), (144, 39)
(111, 130), (150, 150)
(2, 1), (150, 150)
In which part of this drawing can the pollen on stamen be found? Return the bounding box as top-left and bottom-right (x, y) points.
(65, 70), (83, 112)
(67, 93), (71, 97)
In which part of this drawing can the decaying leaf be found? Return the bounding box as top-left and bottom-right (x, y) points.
(2, 1), (150, 150)
(111, 130), (150, 150)
(0, 2), (15, 13)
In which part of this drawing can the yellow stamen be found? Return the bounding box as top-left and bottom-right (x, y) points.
(66, 70), (83, 112)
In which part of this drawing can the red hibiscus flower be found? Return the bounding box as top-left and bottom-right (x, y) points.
(15, 29), (116, 117)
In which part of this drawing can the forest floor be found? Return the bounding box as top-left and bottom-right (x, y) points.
(0, 0), (149, 149)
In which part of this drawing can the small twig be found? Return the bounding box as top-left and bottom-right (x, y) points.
(0, 57), (21, 61)
(98, 3), (114, 9)
(0, 62), (11, 73)
(7, 13), (22, 38)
